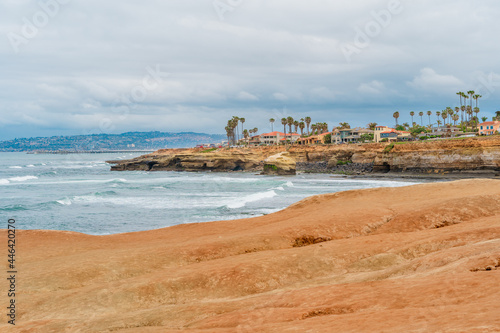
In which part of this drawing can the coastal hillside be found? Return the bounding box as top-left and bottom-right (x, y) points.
(108, 136), (500, 177)
(0, 131), (225, 152)
(2, 179), (500, 332)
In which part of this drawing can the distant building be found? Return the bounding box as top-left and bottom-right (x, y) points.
(374, 126), (410, 142)
(478, 121), (500, 135)
(333, 127), (373, 144)
(260, 131), (285, 145)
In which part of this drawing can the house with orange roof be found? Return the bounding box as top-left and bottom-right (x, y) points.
(478, 121), (500, 136)
(375, 126), (410, 142)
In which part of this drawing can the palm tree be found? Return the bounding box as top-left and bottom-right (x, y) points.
(304, 117), (312, 135)
(311, 124), (317, 135)
(473, 94), (482, 108)
(402, 122), (410, 129)
(293, 120), (299, 133)
(436, 111), (441, 127)
(481, 116), (488, 123)
(466, 106), (473, 125)
(426, 111), (432, 126)
(269, 118), (275, 132)
(456, 91), (464, 108)
(463, 95), (469, 121)
(243, 129), (249, 140)
(286, 116), (294, 141)
(410, 111), (415, 125)
(338, 122), (350, 129)
(281, 118), (287, 142)
(418, 111), (424, 126)
(232, 116), (240, 142)
(299, 122), (305, 136)
(367, 122), (377, 130)
(460, 105), (466, 124)
(225, 126), (231, 146)
(441, 111), (447, 126)
(239, 117), (245, 139)
(467, 90), (475, 109)
(473, 107), (480, 128)
(452, 114), (459, 126)
(393, 111), (400, 127)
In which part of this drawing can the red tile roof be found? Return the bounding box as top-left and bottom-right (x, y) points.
(260, 131), (285, 136)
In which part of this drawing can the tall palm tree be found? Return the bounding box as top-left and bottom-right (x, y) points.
(467, 90), (475, 109)
(286, 116), (294, 140)
(436, 111), (441, 127)
(393, 111), (400, 127)
(269, 118), (275, 132)
(473, 94), (482, 108)
(456, 91), (464, 108)
(281, 118), (287, 142)
(293, 120), (299, 133)
(426, 111), (432, 126)
(441, 111), (447, 126)
(304, 117), (312, 135)
(473, 107), (480, 128)
(410, 111), (415, 125)
(462, 94), (469, 121)
(232, 116), (239, 142)
(239, 117), (245, 139)
(466, 106), (473, 124)
(460, 105), (466, 124)
(299, 122), (305, 136)
(418, 111), (424, 126)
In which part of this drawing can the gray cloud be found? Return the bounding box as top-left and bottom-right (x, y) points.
(1, 0), (500, 140)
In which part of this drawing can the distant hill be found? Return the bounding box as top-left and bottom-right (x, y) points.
(0, 131), (226, 152)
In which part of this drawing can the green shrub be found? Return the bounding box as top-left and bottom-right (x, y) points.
(383, 143), (395, 153)
(201, 148), (217, 153)
(336, 160), (352, 166)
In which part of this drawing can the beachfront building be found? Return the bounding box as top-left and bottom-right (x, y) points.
(248, 135), (261, 147)
(374, 126), (392, 142)
(259, 131), (285, 145)
(259, 131), (300, 145)
(332, 127), (374, 144)
(279, 133), (301, 144)
(478, 121), (500, 135)
(298, 132), (333, 145)
(374, 126), (410, 142)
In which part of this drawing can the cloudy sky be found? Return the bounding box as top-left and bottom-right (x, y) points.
(1, 0), (500, 140)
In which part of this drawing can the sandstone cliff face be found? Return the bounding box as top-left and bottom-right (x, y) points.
(262, 152), (296, 175)
(108, 137), (500, 176)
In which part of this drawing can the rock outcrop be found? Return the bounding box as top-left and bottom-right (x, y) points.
(108, 137), (500, 177)
(262, 152), (296, 175)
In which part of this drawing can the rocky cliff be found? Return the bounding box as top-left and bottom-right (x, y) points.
(108, 137), (500, 177)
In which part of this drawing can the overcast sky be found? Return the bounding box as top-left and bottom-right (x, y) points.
(1, 0), (500, 140)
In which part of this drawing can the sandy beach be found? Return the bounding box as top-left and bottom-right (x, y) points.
(2, 179), (500, 332)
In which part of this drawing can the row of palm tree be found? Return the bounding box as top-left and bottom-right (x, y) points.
(393, 91), (484, 131)
(225, 116), (256, 145)
(269, 116), (313, 136)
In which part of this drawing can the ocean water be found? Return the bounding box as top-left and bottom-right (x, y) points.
(0, 152), (421, 235)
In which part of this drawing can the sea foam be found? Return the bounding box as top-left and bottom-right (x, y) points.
(226, 190), (277, 209)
